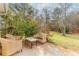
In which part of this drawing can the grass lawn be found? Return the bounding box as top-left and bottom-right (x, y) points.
(48, 31), (79, 49)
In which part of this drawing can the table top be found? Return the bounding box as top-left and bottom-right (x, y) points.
(25, 37), (38, 42)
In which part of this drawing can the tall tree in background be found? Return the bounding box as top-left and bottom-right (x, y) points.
(59, 3), (71, 36)
(43, 7), (50, 33)
(52, 7), (62, 32)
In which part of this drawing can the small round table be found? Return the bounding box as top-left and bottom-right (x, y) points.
(25, 37), (38, 48)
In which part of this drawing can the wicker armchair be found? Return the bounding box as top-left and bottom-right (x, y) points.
(34, 32), (48, 44)
(0, 38), (22, 56)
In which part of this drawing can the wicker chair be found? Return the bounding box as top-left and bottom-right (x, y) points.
(34, 32), (48, 44)
(0, 37), (22, 56)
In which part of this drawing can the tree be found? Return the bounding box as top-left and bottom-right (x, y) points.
(42, 7), (50, 33)
(52, 7), (62, 32)
(9, 3), (37, 21)
(38, 14), (45, 32)
(67, 11), (79, 27)
(59, 3), (71, 36)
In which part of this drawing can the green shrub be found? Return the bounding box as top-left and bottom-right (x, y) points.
(13, 19), (39, 37)
(24, 20), (39, 37)
(13, 20), (25, 36)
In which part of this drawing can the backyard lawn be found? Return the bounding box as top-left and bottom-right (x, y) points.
(48, 31), (79, 50)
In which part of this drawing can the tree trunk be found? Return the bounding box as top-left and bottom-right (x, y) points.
(62, 3), (66, 36)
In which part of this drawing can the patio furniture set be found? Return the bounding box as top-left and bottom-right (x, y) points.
(0, 32), (48, 56)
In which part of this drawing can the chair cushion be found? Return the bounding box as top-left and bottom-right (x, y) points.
(5, 34), (14, 39)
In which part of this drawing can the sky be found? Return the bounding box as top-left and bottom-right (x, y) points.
(29, 3), (79, 20)
(30, 3), (79, 9)
(30, 3), (79, 13)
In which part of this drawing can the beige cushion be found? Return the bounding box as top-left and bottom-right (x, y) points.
(14, 36), (21, 40)
(5, 34), (14, 40)
(5, 34), (23, 40)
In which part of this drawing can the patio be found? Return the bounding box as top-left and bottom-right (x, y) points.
(14, 43), (79, 56)
(0, 3), (79, 56)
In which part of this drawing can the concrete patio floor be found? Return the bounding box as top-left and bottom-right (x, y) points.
(14, 43), (79, 56)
